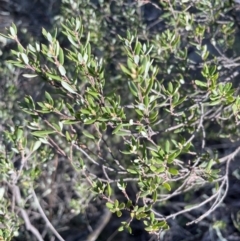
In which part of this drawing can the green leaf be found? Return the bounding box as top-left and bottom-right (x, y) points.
(145, 78), (154, 96)
(35, 42), (40, 51)
(47, 32), (52, 42)
(117, 179), (126, 191)
(156, 166), (165, 173)
(163, 182), (171, 191)
(61, 81), (76, 94)
(135, 109), (144, 116)
(116, 210), (122, 217)
(0, 187), (5, 201)
(32, 141), (42, 152)
(18, 44), (24, 53)
(75, 18), (81, 31)
(62, 120), (80, 125)
(120, 64), (132, 76)
(87, 90), (99, 98)
(46, 72), (62, 81)
(53, 28), (58, 38)
(119, 202), (125, 209)
(151, 151), (160, 158)
(9, 26), (16, 36)
(59, 121), (63, 131)
(22, 74), (38, 78)
(114, 199), (119, 207)
(42, 28), (48, 38)
(67, 34), (78, 47)
(82, 130), (95, 140)
(208, 99), (221, 106)
(168, 82), (173, 93)
(136, 103), (146, 110)
(134, 41), (142, 55)
(128, 81), (138, 97)
(32, 130), (55, 137)
(59, 65), (66, 76)
(65, 131), (72, 142)
(106, 202), (114, 209)
(0, 32), (11, 39)
(195, 80), (207, 87)
(165, 140), (170, 153)
(126, 200), (132, 208)
(150, 165), (157, 172)
(45, 91), (54, 105)
(80, 109), (91, 115)
(150, 212), (155, 223)
(168, 168), (179, 175)
(21, 53), (29, 65)
(127, 226), (132, 234)
(59, 47), (64, 65)
(118, 226), (124, 232)
(16, 128), (23, 141)
(84, 119), (96, 125)
(107, 183), (112, 197)
(134, 55), (139, 65)
(112, 124), (124, 135)
(139, 190), (151, 197)
(115, 129), (131, 136)
(52, 123), (61, 132)
(137, 103), (145, 111)
(127, 168), (138, 174)
(206, 159), (214, 171)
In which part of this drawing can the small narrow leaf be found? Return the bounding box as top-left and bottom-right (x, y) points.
(150, 165), (157, 172)
(9, 26), (16, 36)
(168, 168), (179, 175)
(163, 182), (171, 191)
(116, 211), (122, 217)
(58, 65), (66, 76)
(59, 47), (64, 65)
(107, 183), (112, 197)
(165, 140), (170, 153)
(82, 130), (95, 140)
(46, 72), (62, 81)
(134, 55), (139, 65)
(65, 131), (72, 142)
(156, 166), (165, 173)
(128, 81), (138, 97)
(32, 130), (55, 137)
(106, 202), (114, 209)
(45, 91), (54, 105)
(61, 81), (76, 94)
(118, 226), (124, 232)
(0, 32), (11, 39)
(127, 169), (138, 174)
(32, 141), (42, 152)
(23, 74), (38, 78)
(145, 78), (154, 96)
(0, 187), (5, 201)
(112, 124), (123, 135)
(21, 53), (29, 65)
(120, 64), (132, 76)
(115, 129), (131, 136)
(195, 80), (207, 87)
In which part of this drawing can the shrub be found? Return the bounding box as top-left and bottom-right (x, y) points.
(1, 0), (240, 240)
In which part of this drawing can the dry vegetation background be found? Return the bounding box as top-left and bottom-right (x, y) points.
(1, 0), (240, 241)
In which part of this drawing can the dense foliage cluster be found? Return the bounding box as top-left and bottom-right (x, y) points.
(1, 0), (240, 240)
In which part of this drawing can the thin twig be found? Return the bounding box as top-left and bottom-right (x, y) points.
(86, 208), (112, 241)
(11, 185), (44, 241)
(31, 187), (65, 241)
